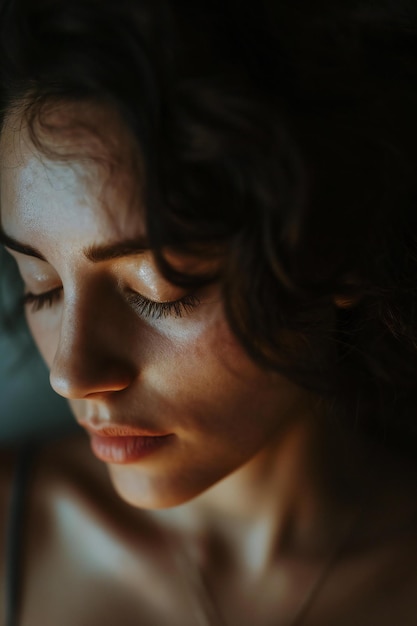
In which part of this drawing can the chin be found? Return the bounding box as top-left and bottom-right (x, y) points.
(106, 463), (209, 510)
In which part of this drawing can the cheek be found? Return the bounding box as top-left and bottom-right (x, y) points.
(154, 319), (309, 443)
(149, 319), (279, 423)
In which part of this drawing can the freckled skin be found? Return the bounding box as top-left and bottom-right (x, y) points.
(0, 107), (311, 510)
(3, 106), (417, 626)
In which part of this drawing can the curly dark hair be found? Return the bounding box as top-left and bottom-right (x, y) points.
(1, 0), (417, 455)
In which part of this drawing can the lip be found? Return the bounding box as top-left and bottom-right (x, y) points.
(79, 422), (174, 464)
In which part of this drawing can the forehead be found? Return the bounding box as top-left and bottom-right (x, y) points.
(0, 103), (144, 244)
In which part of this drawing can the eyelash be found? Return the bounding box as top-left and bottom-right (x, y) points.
(21, 287), (63, 313)
(125, 290), (201, 319)
(21, 287), (201, 319)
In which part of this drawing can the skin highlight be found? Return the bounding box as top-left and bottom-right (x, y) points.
(2, 104), (417, 626)
(0, 106), (317, 518)
(0, 2), (417, 623)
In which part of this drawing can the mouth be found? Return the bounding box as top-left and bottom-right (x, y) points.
(79, 422), (174, 464)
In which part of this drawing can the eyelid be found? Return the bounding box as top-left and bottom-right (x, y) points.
(122, 258), (185, 302)
(125, 289), (201, 319)
(21, 284), (202, 319)
(21, 286), (63, 313)
(5, 246), (59, 284)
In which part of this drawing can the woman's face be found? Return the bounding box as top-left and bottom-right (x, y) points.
(0, 105), (310, 509)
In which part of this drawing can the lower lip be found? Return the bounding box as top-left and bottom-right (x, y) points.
(90, 434), (172, 464)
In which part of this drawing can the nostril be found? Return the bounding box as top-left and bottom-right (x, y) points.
(49, 357), (136, 400)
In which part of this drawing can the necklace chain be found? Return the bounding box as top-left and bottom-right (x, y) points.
(289, 510), (360, 626)
(170, 507), (361, 626)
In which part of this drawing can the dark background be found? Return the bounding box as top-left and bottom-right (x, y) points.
(0, 248), (74, 444)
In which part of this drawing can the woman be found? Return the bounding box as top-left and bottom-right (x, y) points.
(1, 0), (417, 624)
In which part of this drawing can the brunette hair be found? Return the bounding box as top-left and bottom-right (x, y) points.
(1, 0), (417, 454)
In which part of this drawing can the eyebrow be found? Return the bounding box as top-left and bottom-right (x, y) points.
(0, 228), (150, 263)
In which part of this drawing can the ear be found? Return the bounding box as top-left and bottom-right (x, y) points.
(332, 275), (362, 309)
(333, 295), (360, 308)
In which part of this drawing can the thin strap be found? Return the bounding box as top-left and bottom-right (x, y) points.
(5, 444), (36, 626)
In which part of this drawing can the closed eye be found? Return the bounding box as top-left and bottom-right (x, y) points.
(125, 290), (201, 319)
(21, 286), (201, 319)
(21, 287), (63, 312)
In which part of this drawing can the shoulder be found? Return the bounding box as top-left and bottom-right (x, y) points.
(0, 433), (166, 626)
(0, 433), (102, 591)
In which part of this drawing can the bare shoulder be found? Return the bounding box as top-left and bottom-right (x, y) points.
(0, 434), (110, 594)
(11, 434), (172, 626)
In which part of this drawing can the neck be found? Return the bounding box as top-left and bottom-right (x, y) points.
(152, 410), (367, 575)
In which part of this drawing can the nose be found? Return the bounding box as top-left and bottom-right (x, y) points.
(49, 288), (137, 400)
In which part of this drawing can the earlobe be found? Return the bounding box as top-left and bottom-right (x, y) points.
(333, 294), (361, 309)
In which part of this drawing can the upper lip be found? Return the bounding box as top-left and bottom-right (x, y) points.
(79, 421), (171, 438)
